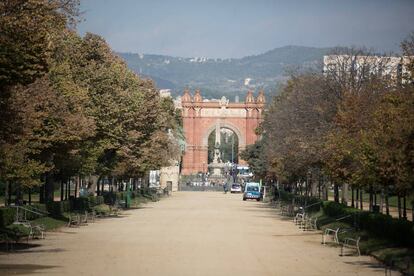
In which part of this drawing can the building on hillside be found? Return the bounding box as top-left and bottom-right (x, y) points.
(159, 89), (172, 98)
(323, 55), (412, 84)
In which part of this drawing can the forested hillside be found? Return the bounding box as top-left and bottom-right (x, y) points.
(119, 46), (331, 99)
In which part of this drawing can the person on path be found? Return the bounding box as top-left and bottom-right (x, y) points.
(223, 183), (228, 194)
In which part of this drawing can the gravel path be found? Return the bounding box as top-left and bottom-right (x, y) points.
(0, 192), (394, 275)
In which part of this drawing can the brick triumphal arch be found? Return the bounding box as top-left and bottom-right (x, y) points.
(181, 89), (265, 175)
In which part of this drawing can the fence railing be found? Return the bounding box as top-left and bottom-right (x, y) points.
(11, 205), (49, 222)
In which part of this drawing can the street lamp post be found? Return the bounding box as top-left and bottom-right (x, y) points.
(203, 162), (206, 186)
(231, 135), (234, 164)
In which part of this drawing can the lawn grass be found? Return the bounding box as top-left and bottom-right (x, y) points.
(327, 190), (413, 210)
(32, 216), (67, 231)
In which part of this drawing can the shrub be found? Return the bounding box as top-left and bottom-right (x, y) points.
(359, 212), (414, 246)
(71, 197), (90, 211)
(95, 196), (104, 205)
(5, 224), (31, 242)
(92, 204), (111, 216)
(46, 201), (71, 217)
(102, 191), (116, 204)
(0, 207), (16, 227)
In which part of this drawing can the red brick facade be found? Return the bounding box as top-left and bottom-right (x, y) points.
(181, 90), (265, 175)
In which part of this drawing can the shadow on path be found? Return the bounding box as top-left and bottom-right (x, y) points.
(0, 263), (59, 275)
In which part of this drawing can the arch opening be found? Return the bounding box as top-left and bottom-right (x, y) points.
(207, 128), (239, 165)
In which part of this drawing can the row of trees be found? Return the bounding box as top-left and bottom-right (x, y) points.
(242, 35), (414, 220)
(0, 0), (181, 204)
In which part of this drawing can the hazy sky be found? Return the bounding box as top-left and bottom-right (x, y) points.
(78, 0), (414, 58)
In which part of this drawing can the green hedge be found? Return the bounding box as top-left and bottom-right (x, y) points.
(277, 190), (322, 213)
(46, 201), (71, 217)
(322, 201), (414, 247)
(71, 197), (90, 211)
(88, 195), (104, 206)
(0, 207), (16, 227)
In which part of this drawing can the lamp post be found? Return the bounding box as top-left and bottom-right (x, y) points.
(231, 134), (234, 164)
(203, 162), (206, 186)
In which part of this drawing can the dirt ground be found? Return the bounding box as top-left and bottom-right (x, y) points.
(0, 192), (397, 276)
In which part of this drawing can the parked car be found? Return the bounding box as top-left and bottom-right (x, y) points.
(230, 183), (242, 193)
(243, 182), (262, 201)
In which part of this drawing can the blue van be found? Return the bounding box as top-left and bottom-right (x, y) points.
(243, 182), (262, 201)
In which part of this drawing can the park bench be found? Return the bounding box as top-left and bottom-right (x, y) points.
(79, 212), (89, 225)
(88, 210), (96, 222)
(340, 236), (361, 256)
(293, 212), (306, 225)
(109, 205), (121, 216)
(303, 216), (318, 231)
(67, 214), (80, 227)
(322, 227), (340, 244)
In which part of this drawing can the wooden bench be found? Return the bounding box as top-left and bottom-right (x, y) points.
(322, 227), (340, 244)
(341, 237), (361, 256)
(30, 223), (45, 239)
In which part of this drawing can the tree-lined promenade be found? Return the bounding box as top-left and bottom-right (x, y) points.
(0, 192), (389, 276)
(0, 0), (181, 205)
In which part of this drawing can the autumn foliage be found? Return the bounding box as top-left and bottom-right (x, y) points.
(243, 40), (414, 219)
(0, 0), (181, 203)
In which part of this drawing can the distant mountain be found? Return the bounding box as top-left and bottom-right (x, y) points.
(119, 46), (332, 99)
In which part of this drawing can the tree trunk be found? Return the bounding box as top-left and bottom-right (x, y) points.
(380, 189), (384, 213)
(359, 190), (363, 210)
(334, 182), (339, 203)
(44, 172), (54, 203)
(28, 189), (32, 205)
(369, 185), (373, 212)
(324, 178), (329, 201)
(39, 184), (45, 203)
(65, 180), (69, 200)
(8, 181), (12, 205)
(96, 177), (101, 196)
(351, 187), (355, 208)
(60, 180), (64, 201)
(356, 188), (359, 209)
(385, 188), (390, 215)
(397, 195), (402, 219)
(403, 195), (407, 220)
(74, 176), (79, 199)
(412, 200), (414, 222)
(5, 181), (9, 206)
(341, 183), (348, 206)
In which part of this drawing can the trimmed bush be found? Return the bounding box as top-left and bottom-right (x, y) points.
(46, 201), (71, 217)
(102, 191), (116, 204)
(95, 196), (104, 205)
(0, 207), (16, 227)
(5, 223), (31, 242)
(71, 197), (90, 211)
